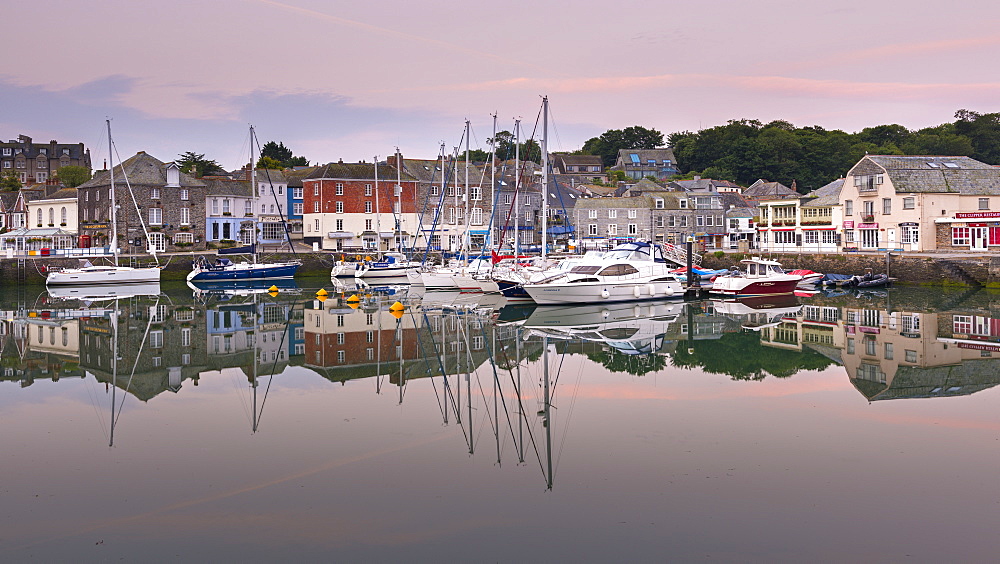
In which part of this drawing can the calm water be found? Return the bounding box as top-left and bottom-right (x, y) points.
(2, 282), (999, 562)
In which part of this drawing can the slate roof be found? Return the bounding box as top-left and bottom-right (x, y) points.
(719, 192), (756, 216)
(78, 151), (206, 188)
(303, 161), (417, 182)
(743, 179), (799, 200)
(855, 155), (1000, 195)
(39, 187), (78, 201)
(801, 178), (844, 207)
(202, 177), (251, 197)
(615, 148), (677, 164)
(575, 194), (677, 210)
(0, 192), (17, 211)
(283, 166), (319, 187)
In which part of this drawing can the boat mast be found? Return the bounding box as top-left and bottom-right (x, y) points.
(107, 119), (118, 266)
(514, 119), (520, 256)
(541, 96), (549, 259)
(249, 125), (258, 257)
(489, 113), (497, 252)
(374, 156), (381, 252)
(464, 119), (470, 264)
(543, 335), (553, 490)
(395, 148), (403, 253)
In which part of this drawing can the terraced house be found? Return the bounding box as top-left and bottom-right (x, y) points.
(841, 155), (1000, 252)
(758, 178), (843, 253)
(1, 135), (91, 186)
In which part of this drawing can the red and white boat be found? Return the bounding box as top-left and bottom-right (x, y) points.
(709, 257), (802, 297)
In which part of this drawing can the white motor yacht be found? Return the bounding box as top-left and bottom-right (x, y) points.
(522, 242), (683, 304)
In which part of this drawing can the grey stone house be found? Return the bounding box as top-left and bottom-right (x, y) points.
(76, 151), (208, 252)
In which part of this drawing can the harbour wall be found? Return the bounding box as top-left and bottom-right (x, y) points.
(2, 250), (998, 287)
(698, 252), (1000, 288)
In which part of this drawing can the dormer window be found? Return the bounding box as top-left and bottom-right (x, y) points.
(62, 148), (70, 156)
(39, 149), (46, 155)
(165, 163), (180, 187)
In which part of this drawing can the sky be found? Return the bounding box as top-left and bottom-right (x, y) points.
(3, 0), (1000, 170)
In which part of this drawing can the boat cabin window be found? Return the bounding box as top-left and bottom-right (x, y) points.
(598, 263), (639, 277)
(570, 265), (601, 275)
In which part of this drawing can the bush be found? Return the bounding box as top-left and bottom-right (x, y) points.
(713, 250), (725, 259)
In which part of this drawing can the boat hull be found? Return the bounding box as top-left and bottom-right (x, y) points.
(524, 279), (683, 305)
(187, 262), (300, 282)
(46, 266), (161, 286)
(709, 277), (800, 297)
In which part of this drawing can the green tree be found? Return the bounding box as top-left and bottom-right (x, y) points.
(490, 130), (517, 160)
(54, 165), (91, 188)
(0, 170), (20, 191)
(176, 151), (226, 177)
(257, 156), (284, 170)
(258, 141), (309, 168)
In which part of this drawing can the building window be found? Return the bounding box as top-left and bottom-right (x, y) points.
(952, 227), (971, 246)
(151, 187), (160, 199)
(180, 189), (189, 201)
(608, 210), (617, 219)
(589, 224), (597, 235)
(336, 183), (344, 195)
(628, 223), (637, 235)
(173, 232), (194, 244)
(180, 207), (190, 225)
(845, 200), (853, 216)
(365, 184), (372, 196)
(336, 219), (344, 231)
(365, 201), (373, 213)
(901, 225), (919, 244)
(607, 224), (617, 235)
(804, 230), (818, 244)
(471, 207), (483, 225)
(470, 186), (481, 200)
(979, 198), (990, 210)
(313, 184), (319, 196)
(311, 201), (319, 213)
(588, 209), (598, 219)
(314, 219), (320, 231)
(149, 208), (162, 225)
(293, 202), (303, 215)
(365, 219), (373, 231)
(679, 199), (688, 209)
(628, 209), (637, 219)
(882, 198), (891, 214)
(336, 201), (344, 213)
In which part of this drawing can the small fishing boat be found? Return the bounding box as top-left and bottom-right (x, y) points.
(354, 252), (421, 281)
(709, 257), (802, 297)
(788, 269), (824, 287)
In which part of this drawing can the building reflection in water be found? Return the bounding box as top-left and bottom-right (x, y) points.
(4, 285), (1000, 480)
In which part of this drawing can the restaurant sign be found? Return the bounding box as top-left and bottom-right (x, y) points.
(955, 211), (1000, 219)
(857, 223), (878, 229)
(842, 221), (854, 228)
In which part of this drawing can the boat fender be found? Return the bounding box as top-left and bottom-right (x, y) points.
(601, 288), (610, 299)
(664, 285), (674, 296)
(633, 286), (641, 298)
(646, 284), (655, 296)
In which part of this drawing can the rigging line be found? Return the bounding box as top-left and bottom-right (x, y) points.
(252, 129), (297, 257)
(83, 369), (109, 442)
(256, 297), (293, 428)
(482, 323), (521, 456)
(546, 103), (566, 153)
(419, 310), (450, 419)
(110, 137), (158, 265)
(113, 296), (158, 427)
(551, 341), (583, 477)
(500, 329), (545, 478)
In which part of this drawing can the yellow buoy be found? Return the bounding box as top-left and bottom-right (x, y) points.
(269, 285), (279, 293)
(389, 301), (404, 311)
(316, 288), (329, 296)
(348, 301), (360, 309)
(390, 308), (404, 319)
(316, 294), (328, 302)
(268, 290), (279, 297)
(346, 294), (360, 302)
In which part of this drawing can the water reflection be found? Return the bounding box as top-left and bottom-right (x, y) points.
(3, 285), (1000, 477)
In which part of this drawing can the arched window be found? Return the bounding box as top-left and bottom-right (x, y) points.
(36, 209), (42, 226)
(48, 208), (54, 225)
(60, 207), (67, 224)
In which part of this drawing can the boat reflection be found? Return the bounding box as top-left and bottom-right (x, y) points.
(5, 286), (1000, 485)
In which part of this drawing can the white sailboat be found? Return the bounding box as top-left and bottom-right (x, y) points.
(46, 120), (161, 286)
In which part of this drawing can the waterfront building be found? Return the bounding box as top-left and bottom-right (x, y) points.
(76, 152), (208, 252)
(202, 176), (252, 245)
(301, 161), (419, 252)
(757, 178), (843, 253)
(841, 155), (1000, 252)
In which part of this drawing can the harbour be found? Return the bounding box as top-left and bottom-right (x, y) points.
(2, 282), (999, 560)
